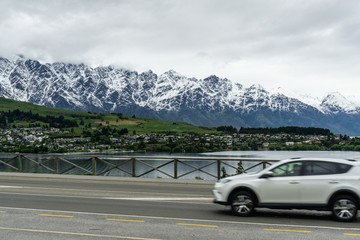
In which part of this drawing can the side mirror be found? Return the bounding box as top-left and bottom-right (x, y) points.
(260, 171), (273, 179)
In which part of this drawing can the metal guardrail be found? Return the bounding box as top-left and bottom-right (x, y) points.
(0, 153), (279, 180)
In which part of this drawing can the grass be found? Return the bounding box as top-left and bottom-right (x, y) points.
(0, 97), (219, 135)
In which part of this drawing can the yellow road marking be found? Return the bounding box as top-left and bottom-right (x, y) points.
(39, 214), (74, 218)
(264, 229), (311, 233)
(107, 218), (145, 223)
(0, 211), (6, 213)
(345, 233), (360, 236)
(177, 223), (218, 228)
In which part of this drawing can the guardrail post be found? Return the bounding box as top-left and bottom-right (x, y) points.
(18, 154), (23, 172)
(92, 157), (97, 175)
(217, 160), (221, 180)
(132, 158), (136, 177)
(54, 157), (59, 174)
(174, 159), (178, 179)
(262, 161), (267, 169)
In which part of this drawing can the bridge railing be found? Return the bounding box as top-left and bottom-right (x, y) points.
(0, 153), (279, 180)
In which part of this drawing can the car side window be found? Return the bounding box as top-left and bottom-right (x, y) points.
(303, 161), (352, 175)
(271, 162), (303, 177)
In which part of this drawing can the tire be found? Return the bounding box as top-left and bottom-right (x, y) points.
(230, 191), (256, 216)
(331, 195), (359, 222)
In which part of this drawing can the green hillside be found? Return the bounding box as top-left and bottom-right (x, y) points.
(0, 97), (218, 135)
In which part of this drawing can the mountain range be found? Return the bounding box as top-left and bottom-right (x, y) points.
(0, 56), (360, 135)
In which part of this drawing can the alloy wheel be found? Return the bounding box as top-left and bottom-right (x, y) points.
(231, 192), (255, 216)
(332, 197), (358, 222)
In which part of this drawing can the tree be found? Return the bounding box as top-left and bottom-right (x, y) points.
(217, 125), (238, 133)
(99, 135), (111, 145)
(236, 161), (244, 174)
(221, 167), (228, 178)
(119, 128), (129, 135)
(0, 115), (7, 128)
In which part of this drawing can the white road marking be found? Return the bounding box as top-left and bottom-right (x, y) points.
(0, 226), (161, 240)
(0, 191), (213, 204)
(0, 206), (360, 232)
(0, 185), (210, 197)
(0, 191), (104, 199)
(103, 197), (213, 201)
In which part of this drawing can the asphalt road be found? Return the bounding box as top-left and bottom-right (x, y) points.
(0, 173), (359, 240)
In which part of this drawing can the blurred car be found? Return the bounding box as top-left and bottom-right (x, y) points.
(213, 158), (360, 222)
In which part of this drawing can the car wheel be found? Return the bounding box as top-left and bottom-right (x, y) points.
(230, 191), (256, 216)
(331, 195), (358, 222)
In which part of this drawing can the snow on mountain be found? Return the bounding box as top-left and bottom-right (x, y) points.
(320, 92), (360, 114)
(270, 87), (360, 114)
(347, 95), (360, 106)
(0, 56), (359, 115)
(269, 87), (323, 110)
(0, 56), (360, 134)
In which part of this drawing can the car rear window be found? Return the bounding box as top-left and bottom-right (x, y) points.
(303, 161), (352, 175)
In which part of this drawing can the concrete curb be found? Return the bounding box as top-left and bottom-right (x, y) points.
(0, 172), (216, 185)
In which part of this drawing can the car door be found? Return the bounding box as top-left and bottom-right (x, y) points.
(258, 161), (303, 204)
(299, 161), (352, 204)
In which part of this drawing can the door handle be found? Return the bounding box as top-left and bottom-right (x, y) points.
(289, 181), (299, 184)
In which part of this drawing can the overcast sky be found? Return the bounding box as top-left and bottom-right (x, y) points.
(1, 0), (360, 98)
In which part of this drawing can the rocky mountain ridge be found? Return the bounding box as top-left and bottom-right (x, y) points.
(0, 56), (360, 135)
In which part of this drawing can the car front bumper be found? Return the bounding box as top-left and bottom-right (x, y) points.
(212, 189), (228, 205)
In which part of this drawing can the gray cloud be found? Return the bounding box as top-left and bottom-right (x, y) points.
(1, 0), (360, 97)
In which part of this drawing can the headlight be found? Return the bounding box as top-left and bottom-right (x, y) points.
(218, 178), (232, 184)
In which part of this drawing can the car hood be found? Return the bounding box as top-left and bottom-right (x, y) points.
(225, 172), (260, 181)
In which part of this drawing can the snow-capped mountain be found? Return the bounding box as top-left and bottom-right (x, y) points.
(1, 56), (360, 135)
(320, 92), (360, 114)
(269, 87), (360, 115)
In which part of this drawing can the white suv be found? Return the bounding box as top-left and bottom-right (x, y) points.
(213, 158), (360, 222)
